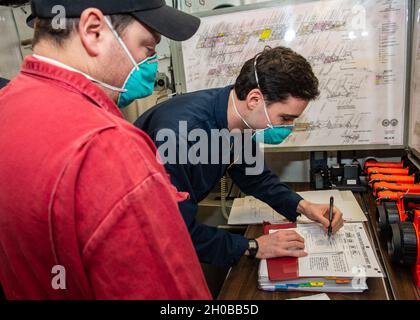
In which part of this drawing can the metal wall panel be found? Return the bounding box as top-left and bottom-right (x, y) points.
(0, 5), (22, 79)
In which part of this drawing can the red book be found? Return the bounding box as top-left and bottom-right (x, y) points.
(263, 222), (300, 281)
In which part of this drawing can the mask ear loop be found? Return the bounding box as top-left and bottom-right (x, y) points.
(231, 91), (254, 130)
(231, 90), (260, 141)
(254, 53), (274, 129)
(104, 16), (139, 70)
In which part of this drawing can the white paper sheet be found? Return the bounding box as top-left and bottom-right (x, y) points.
(271, 223), (384, 278)
(288, 294), (331, 300)
(228, 190), (367, 225)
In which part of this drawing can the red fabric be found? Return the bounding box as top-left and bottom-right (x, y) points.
(263, 223), (298, 281)
(0, 56), (211, 300)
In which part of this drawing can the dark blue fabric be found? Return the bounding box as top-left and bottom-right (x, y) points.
(0, 78), (9, 89)
(134, 86), (303, 267)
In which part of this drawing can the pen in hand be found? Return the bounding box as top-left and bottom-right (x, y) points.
(328, 196), (334, 239)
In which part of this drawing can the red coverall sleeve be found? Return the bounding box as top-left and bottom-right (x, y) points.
(82, 172), (210, 300)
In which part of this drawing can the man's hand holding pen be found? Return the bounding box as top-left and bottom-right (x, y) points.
(253, 198), (344, 260)
(297, 199), (344, 235)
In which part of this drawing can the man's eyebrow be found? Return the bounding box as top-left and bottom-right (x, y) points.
(141, 32), (161, 47)
(281, 114), (301, 118)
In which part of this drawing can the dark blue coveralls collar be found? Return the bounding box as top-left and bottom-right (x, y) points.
(213, 85), (233, 130)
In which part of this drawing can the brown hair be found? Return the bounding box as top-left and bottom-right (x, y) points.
(234, 46), (320, 103)
(32, 14), (136, 47)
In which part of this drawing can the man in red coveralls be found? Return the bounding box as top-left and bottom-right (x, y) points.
(0, 0), (211, 300)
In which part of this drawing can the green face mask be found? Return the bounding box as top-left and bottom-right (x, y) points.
(117, 54), (158, 108)
(252, 125), (295, 145)
(104, 17), (158, 108)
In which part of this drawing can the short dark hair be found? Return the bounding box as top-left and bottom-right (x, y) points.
(234, 46), (320, 103)
(32, 14), (136, 47)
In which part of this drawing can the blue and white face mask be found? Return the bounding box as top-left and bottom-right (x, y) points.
(104, 17), (158, 108)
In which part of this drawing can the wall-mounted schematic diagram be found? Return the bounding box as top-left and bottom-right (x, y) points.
(180, 0), (408, 148)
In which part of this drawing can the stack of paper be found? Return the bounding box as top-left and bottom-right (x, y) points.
(228, 190), (367, 225)
(258, 223), (384, 293)
(258, 260), (368, 293)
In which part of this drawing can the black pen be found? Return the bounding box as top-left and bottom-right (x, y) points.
(328, 196), (334, 239)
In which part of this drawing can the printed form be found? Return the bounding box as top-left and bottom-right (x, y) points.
(270, 223), (384, 278)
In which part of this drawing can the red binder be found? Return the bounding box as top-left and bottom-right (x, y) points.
(263, 222), (300, 281)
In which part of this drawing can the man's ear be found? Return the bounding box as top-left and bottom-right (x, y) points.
(246, 89), (264, 110)
(78, 8), (107, 57)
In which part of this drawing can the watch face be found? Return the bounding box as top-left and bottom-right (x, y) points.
(249, 240), (257, 249)
(248, 240), (258, 258)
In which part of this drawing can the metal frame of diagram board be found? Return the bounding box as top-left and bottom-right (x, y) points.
(170, 0), (413, 153)
(409, 0), (420, 161)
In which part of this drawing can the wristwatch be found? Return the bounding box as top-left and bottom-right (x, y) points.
(247, 239), (259, 259)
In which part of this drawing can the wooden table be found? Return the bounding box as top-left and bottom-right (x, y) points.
(218, 183), (419, 300)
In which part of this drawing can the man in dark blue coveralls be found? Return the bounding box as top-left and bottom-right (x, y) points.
(135, 47), (344, 267)
(0, 78), (9, 89)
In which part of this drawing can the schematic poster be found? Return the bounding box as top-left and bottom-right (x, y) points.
(181, 0), (408, 148)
